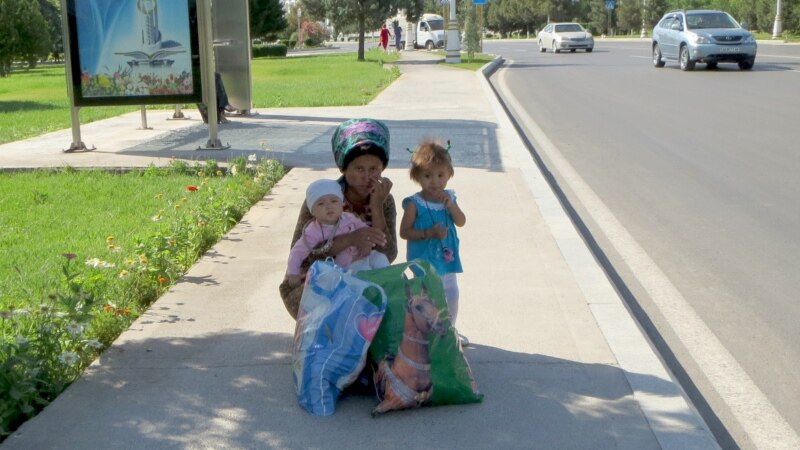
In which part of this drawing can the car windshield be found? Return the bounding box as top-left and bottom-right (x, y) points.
(554, 24), (583, 32)
(427, 19), (444, 31)
(686, 12), (738, 29)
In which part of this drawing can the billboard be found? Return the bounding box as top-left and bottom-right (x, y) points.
(66, 0), (202, 106)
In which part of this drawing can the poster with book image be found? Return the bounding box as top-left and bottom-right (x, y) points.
(66, 0), (202, 106)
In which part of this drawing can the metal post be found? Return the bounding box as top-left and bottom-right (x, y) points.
(197, 0), (225, 149)
(139, 106), (152, 130)
(59, 0), (91, 152)
(169, 104), (189, 120)
(772, 0), (783, 39)
(445, 0), (460, 63)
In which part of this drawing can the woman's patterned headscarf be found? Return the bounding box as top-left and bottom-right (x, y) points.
(331, 118), (390, 170)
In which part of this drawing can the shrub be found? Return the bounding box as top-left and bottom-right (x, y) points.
(300, 20), (329, 48)
(252, 43), (288, 58)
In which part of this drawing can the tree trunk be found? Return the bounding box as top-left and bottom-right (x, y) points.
(358, 14), (365, 61)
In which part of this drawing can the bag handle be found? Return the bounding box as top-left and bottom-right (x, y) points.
(402, 260), (427, 283)
(307, 259), (345, 297)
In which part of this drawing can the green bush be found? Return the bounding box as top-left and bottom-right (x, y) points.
(252, 43), (288, 58)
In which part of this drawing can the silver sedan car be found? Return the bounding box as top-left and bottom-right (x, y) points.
(538, 23), (594, 53)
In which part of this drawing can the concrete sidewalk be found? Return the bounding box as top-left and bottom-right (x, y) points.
(1, 50), (718, 449)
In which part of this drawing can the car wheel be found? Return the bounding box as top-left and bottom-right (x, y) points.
(586, 47), (593, 53)
(652, 44), (665, 67)
(739, 58), (754, 70)
(539, 40), (546, 53)
(679, 45), (695, 71)
(552, 41), (559, 53)
(425, 41), (434, 51)
(706, 62), (718, 70)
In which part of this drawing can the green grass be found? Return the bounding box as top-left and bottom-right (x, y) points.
(0, 49), (400, 145)
(435, 52), (497, 71)
(0, 169), (206, 309)
(0, 65), (138, 144)
(251, 49), (400, 107)
(0, 159), (284, 438)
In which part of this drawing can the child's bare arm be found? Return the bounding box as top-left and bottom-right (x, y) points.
(446, 198), (466, 227)
(400, 201), (429, 240)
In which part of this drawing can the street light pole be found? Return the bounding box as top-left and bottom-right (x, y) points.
(445, 0), (460, 63)
(772, 0), (783, 39)
(297, 7), (302, 48)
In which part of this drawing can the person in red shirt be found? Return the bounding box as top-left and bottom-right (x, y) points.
(379, 23), (391, 51)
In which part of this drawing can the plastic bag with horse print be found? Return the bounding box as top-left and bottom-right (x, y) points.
(357, 259), (483, 416)
(292, 259), (387, 416)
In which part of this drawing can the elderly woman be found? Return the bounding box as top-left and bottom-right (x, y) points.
(279, 118), (398, 319)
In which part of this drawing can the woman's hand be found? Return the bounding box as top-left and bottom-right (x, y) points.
(350, 226), (387, 257)
(369, 176), (393, 209)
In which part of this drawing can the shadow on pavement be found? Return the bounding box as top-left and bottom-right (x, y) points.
(9, 332), (699, 449)
(116, 116), (507, 172)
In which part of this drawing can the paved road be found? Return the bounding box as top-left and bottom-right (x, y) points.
(485, 38), (800, 448)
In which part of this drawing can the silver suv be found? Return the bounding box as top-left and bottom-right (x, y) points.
(652, 9), (757, 71)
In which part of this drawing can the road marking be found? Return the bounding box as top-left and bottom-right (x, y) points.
(496, 61), (800, 450)
(760, 53), (800, 59)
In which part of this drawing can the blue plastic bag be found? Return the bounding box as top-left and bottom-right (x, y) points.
(292, 260), (387, 416)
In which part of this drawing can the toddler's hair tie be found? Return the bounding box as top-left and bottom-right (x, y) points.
(406, 140), (451, 155)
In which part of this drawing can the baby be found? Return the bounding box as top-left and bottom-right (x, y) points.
(285, 179), (390, 287)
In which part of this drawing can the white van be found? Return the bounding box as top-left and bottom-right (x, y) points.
(391, 13), (446, 50)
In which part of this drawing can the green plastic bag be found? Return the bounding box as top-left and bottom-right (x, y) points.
(357, 259), (483, 416)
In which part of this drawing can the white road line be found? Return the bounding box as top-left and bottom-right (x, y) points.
(496, 61), (800, 450)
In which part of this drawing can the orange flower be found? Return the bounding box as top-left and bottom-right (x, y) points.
(158, 276), (167, 284)
(187, 185), (198, 191)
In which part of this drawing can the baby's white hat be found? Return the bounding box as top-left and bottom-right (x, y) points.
(306, 179), (343, 210)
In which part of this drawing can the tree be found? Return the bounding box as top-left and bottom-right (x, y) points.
(461, 0), (481, 60)
(588, 0), (612, 35)
(38, 0), (62, 61)
(301, 0), (396, 61)
(0, 0), (20, 76)
(250, 0), (288, 41)
(18, 0), (50, 68)
(0, 0), (51, 76)
(616, 0), (642, 34)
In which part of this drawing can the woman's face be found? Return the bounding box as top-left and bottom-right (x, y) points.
(342, 154), (384, 199)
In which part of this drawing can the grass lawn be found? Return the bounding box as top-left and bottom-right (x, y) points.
(434, 52), (497, 71)
(0, 49), (400, 145)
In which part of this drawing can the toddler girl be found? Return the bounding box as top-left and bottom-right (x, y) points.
(399, 139), (467, 326)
